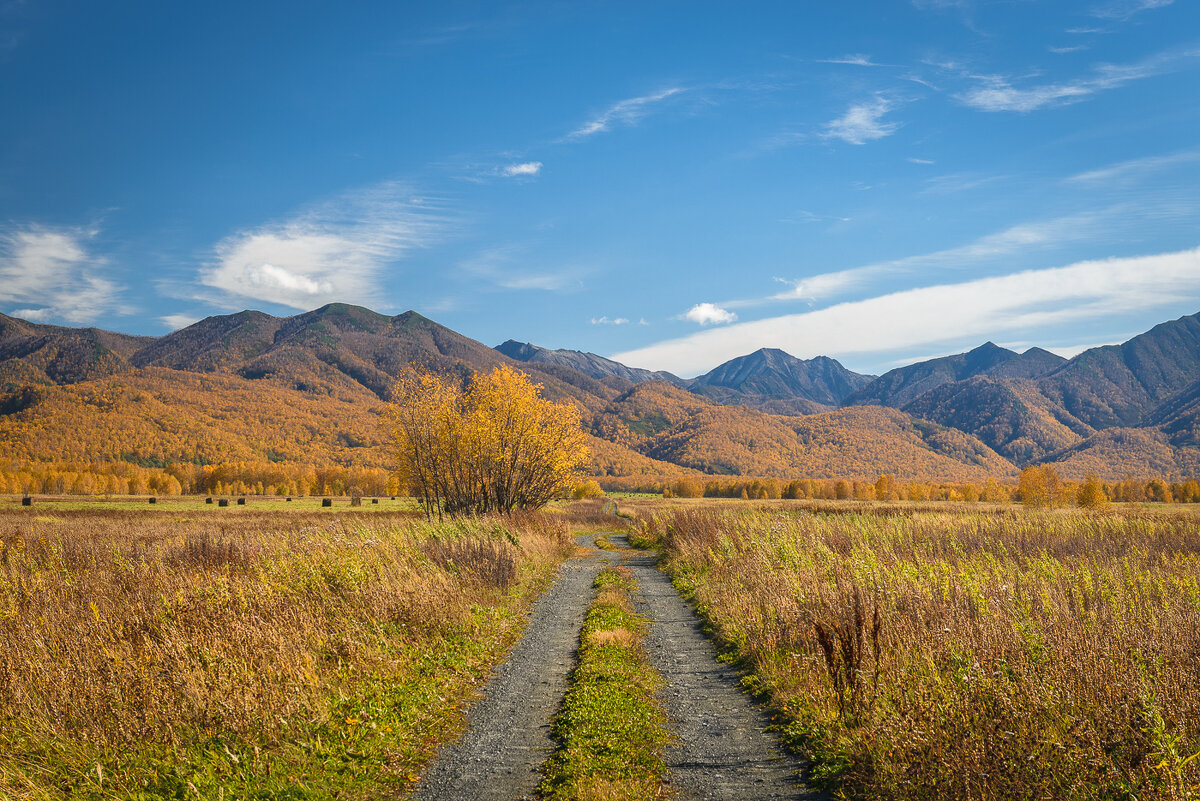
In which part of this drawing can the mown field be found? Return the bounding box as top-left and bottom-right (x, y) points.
(633, 500), (1200, 800)
(0, 502), (599, 799)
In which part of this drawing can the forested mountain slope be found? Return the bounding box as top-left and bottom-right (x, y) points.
(1, 305), (1198, 481)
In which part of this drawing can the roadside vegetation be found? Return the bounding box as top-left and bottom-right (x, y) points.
(636, 504), (1200, 800)
(540, 567), (669, 801)
(0, 506), (575, 799)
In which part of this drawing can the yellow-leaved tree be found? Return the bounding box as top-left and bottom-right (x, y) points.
(387, 365), (588, 519)
(1018, 464), (1065, 508)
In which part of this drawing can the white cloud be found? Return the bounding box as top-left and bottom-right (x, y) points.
(612, 247), (1200, 376)
(201, 182), (443, 310)
(567, 88), (685, 140)
(501, 161), (542, 178)
(823, 98), (899, 145)
(459, 244), (583, 292)
(591, 316), (629, 325)
(958, 47), (1198, 112)
(683, 303), (737, 326)
(1043, 339), (1127, 358)
(751, 203), (1194, 316)
(908, 157), (935, 165)
(819, 54), (883, 67)
(1092, 0), (1173, 20)
(847, 210), (1114, 275)
(161, 313), (200, 331)
(921, 171), (1008, 194)
(499, 273), (577, 291)
(780, 209), (852, 225)
(1049, 45), (1089, 54)
(0, 226), (122, 324)
(1065, 148), (1200, 183)
(772, 266), (890, 303)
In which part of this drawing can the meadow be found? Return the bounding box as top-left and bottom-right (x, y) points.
(0, 502), (585, 799)
(633, 500), (1200, 800)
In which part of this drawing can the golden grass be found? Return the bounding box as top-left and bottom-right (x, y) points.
(0, 506), (574, 797)
(640, 504), (1200, 800)
(587, 627), (638, 649)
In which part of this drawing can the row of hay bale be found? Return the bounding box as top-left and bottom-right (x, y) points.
(15, 496), (398, 507)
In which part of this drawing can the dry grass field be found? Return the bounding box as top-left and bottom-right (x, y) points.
(0, 502), (584, 799)
(633, 500), (1200, 800)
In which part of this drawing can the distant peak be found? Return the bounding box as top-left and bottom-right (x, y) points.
(495, 340), (545, 361)
(749, 347), (793, 360)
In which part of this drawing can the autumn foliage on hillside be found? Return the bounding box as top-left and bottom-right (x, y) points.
(593, 382), (1016, 482)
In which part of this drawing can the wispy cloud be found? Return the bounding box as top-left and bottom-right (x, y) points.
(161, 313), (200, 331)
(912, 0), (972, 8)
(908, 157), (936, 165)
(591, 316), (629, 325)
(855, 209), (1118, 270)
(612, 247), (1200, 375)
(819, 54), (884, 67)
(823, 98), (899, 145)
(1092, 0), (1173, 20)
(771, 266), (891, 303)
(779, 209), (853, 225)
(459, 244), (584, 292)
(1049, 45), (1090, 54)
(500, 161), (542, 178)
(1065, 148), (1200, 183)
(921, 171), (1009, 194)
(682, 302), (737, 325)
(200, 181), (445, 311)
(958, 46), (1198, 112)
(746, 205), (1177, 313)
(567, 88), (685, 140)
(0, 225), (124, 324)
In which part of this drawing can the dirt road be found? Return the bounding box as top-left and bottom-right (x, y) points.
(413, 535), (611, 801)
(415, 532), (822, 800)
(622, 540), (824, 800)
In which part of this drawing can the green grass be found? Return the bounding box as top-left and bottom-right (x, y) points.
(639, 506), (1200, 800)
(539, 568), (669, 801)
(0, 509), (572, 800)
(3, 615), (514, 800)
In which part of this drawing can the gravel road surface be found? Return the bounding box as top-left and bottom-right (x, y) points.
(414, 531), (822, 800)
(619, 537), (825, 800)
(413, 535), (610, 801)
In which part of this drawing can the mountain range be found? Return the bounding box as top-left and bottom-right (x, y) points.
(2, 304), (1199, 482)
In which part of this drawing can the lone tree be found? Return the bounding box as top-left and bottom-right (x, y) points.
(387, 365), (588, 519)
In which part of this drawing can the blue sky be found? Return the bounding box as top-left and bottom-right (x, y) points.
(2, 1), (1198, 377)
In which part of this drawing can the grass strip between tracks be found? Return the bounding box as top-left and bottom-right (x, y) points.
(539, 566), (669, 801)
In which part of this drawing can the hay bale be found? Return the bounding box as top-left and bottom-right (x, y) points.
(286, 497), (292, 502)
(218, 499), (229, 508)
(236, 497), (246, 506)
(372, 498), (379, 504)
(148, 497), (157, 504)
(21, 496), (32, 507)
(322, 498), (332, 508)
(205, 497), (213, 504)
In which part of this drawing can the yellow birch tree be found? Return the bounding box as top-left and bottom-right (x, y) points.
(386, 365), (588, 519)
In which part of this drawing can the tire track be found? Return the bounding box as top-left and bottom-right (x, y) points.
(413, 535), (610, 801)
(618, 536), (826, 800)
